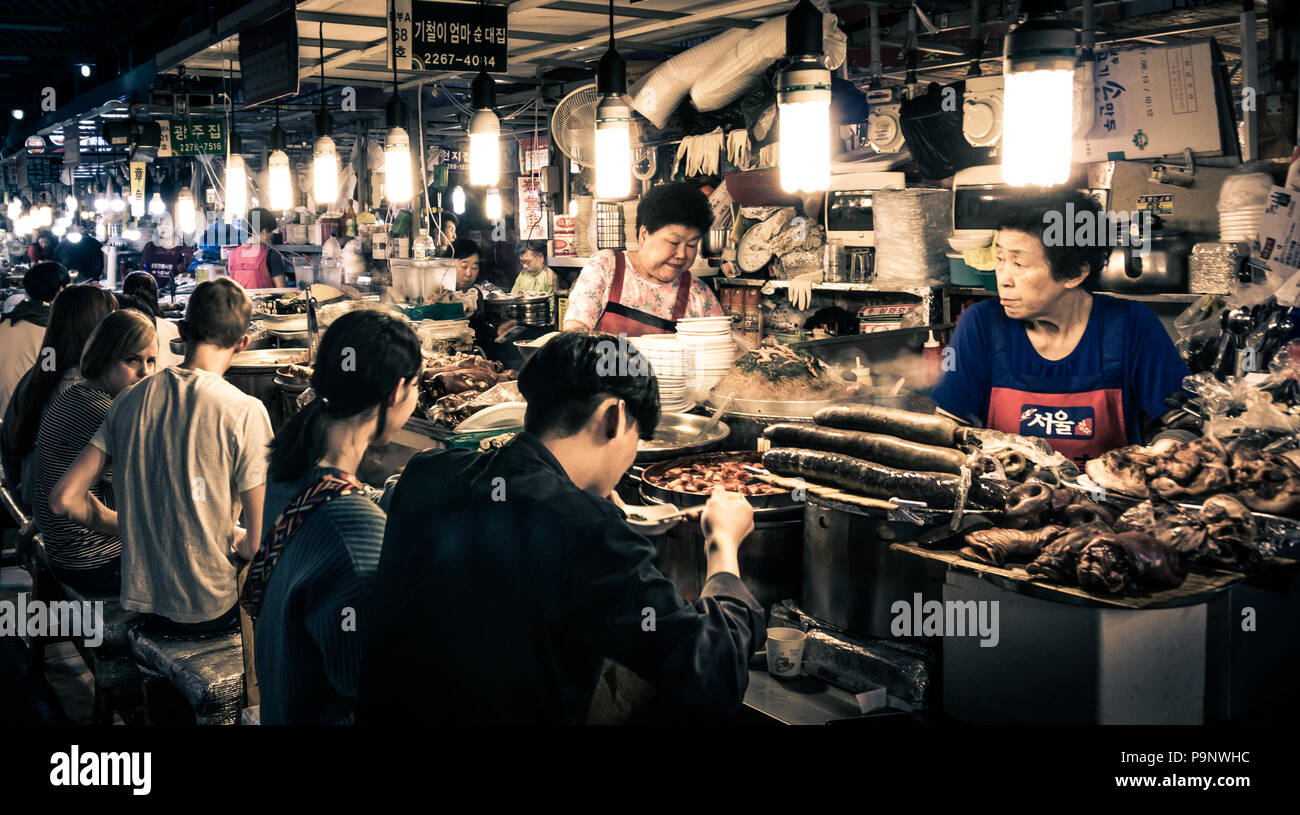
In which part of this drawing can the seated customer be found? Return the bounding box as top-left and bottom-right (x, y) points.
(0, 261), (68, 416)
(33, 310), (157, 595)
(511, 240), (556, 294)
(121, 272), (184, 369)
(243, 310), (422, 724)
(2, 285), (117, 504)
(51, 278), (273, 634)
(357, 331), (766, 723)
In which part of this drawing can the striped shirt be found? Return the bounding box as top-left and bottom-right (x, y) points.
(31, 382), (119, 571)
(255, 466), (390, 725)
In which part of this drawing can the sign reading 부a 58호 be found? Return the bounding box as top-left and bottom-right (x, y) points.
(390, 0), (508, 72)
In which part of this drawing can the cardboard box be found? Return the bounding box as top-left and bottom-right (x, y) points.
(1076, 40), (1235, 162)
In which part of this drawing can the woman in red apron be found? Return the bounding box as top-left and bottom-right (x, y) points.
(930, 190), (1190, 463)
(228, 208), (287, 290)
(562, 183), (724, 338)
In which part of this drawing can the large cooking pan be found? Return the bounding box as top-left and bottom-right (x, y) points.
(638, 450), (800, 515)
(636, 412), (731, 463)
(706, 392), (848, 419)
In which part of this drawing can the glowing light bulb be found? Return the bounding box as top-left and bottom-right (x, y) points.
(225, 154), (248, 221)
(66, 228), (82, 243)
(65, 195), (77, 212)
(1001, 68), (1074, 186)
(6, 198), (20, 220)
(384, 127), (413, 205)
(777, 62), (831, 194)
(469, 110), (500, 187)
(130, 194), (144, 218)
(51, 223), (67, 237)
(451, 185), (466, 215)
(594, 95), (631, 199)
(94, 193), (108, 212)
(485, 187), (502, 221)
(268, 149), (293, 211)
(109, 194), (125, 213)
(313, 135), (339, 207)
(148, 192), (165, 216)
(36, 206), (53, 227)
(175, 187), (197, 236)
(123, 227), (141, 241)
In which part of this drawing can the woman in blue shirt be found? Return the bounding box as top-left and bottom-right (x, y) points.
(930, 189), (1190, 462)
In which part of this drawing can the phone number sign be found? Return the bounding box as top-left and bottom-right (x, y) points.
(390, 0), (508, 72)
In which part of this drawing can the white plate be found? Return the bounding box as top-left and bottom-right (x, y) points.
(453, 402), (527, 433)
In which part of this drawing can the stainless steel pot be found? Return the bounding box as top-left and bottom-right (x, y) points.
(801, 494), (948, 639)
(1100, 230), (1194, 293)
(635, 412), (731, 463)
(649, 515), (803, 614)
(225, 349), (310, 430)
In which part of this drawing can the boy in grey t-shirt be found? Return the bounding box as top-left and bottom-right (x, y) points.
(52, 278), (272, 629)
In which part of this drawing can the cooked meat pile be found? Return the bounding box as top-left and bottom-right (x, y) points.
(418, 353), (516, 427)
(647, 460), (785, 496)
(1085, 436), (1300, 516)
(955, 479), (1265, 595)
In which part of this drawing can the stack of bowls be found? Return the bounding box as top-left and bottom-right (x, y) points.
(629, 335), (692, 411)
(1218, 172), (1273, 243)
(674, 316), (736, 395)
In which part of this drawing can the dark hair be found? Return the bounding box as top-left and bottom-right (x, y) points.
(35, 229), (59, 252)
(636, 182), (713, 238)
(268, 310), (423, 482)
(122, 271), (160, 316)
(440, 212), (459, 228)
(11, 285), (117, 455)
(518, 331), (659, 441)
(80, 308), (157, 381)
(23, 261), (70, 302)
(246, 208), (278, 237)
(183, 277), (251, 348)
(516, 240), (547, 259)
(452, 238), (480, 260)
(995, 188), (1109, 289)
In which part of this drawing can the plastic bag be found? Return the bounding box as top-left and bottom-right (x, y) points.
(871, 188), (951, 288)
(898, 81), (992, 180)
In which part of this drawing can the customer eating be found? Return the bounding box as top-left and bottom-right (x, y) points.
(0, 261), (68, 416)
(562, 182), (723, 337)
(246, 310), (422, 725)
(357, 331), (765, 723)
(930, 189), (1191, 461)
(32, 309), (157, 595)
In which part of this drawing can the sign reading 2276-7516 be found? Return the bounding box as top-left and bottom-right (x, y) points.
(390, 0), (508, 73)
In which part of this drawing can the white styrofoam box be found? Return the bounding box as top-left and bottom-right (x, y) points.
(1076, 40), (1230, 162)
(941, 569), (1207, 725)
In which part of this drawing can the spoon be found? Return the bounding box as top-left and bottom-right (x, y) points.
(623, 503), (691, 526)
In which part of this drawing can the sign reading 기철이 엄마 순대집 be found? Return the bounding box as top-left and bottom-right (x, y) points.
(389, 0), (508, 73)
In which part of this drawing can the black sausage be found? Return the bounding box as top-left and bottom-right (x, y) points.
(762, 423), (967, 474)
(813, 405), (960, 447)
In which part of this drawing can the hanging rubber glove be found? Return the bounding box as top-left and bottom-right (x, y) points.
(787, 270), (822, 311)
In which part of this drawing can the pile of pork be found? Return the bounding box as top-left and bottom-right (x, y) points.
(1085, 436), (1300, 516)
(417, 352), (517, 427)
(957, 482), (1262, 595)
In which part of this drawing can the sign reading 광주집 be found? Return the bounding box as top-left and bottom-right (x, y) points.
(390, 0), (508, 73)
(160, 119), (227, 156)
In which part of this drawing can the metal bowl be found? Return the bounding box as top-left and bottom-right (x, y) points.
(636, 412), (731, 463)
(638, 450), (799, 516)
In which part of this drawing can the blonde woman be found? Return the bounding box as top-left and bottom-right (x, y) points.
(34, 309), (158, 594)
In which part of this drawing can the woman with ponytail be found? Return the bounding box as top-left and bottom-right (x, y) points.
(244, 309), (422, 724)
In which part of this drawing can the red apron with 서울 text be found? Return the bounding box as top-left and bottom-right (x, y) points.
(985, 297), (1129, 463)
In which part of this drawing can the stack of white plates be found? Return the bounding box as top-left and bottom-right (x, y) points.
(629, 335), (693, 411)
(674, 316), (736, 393)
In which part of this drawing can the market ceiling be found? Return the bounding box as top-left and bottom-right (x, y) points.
(0, 0), (1275, 160)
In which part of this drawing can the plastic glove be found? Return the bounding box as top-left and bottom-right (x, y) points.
(787, 270), (821, 311)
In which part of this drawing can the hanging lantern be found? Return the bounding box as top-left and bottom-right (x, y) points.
(485, 187), (503, 221)
(313, 134), (339, 207)
(593, 0), (631, 200)
(148, 191), (166, 217)
(1001, 9), (1077, 186)
(451, 185), (466, 215)
(176, 186), (197, 236)
(385, 126), (413, 205)
(469, 72), (500, 188)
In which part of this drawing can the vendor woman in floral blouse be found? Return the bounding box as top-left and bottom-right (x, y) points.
(562, 182), (723, 337)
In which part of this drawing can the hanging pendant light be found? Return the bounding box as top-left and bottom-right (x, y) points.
(148, 191), (166, 216)
(778, 0), (831, 194)
(1001, 2), (1077, 186)
(176, 186), (197, 236)
(469, 71), (500, 187)
(451, 185), (466, 215)
(66, 225), (83, 243)
(268, 109), (294, 212)
(36, 205), (53, 227)
(226, 131), (249, 222)
(130, 189), (145, 218)
(383, 43), (413, 207)
(594, 0), (631, 200)
(6, 197), (21, 221)
(65, 194), (77, 213)
(312, 25), (340, 207)
(485, 187), (503, 221)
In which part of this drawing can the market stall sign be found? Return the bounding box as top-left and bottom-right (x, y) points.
(26, 156), (62, 186)
(390, 0), (508, 73)
(239, 9), (300, 107)
(160, 119), (227, 156)
(130, 162), (146, 212)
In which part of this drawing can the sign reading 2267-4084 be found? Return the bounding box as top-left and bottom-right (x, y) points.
(389, 0), (509, 73)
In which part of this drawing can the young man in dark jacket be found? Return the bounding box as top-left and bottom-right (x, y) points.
(358, 331), (766, 723)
